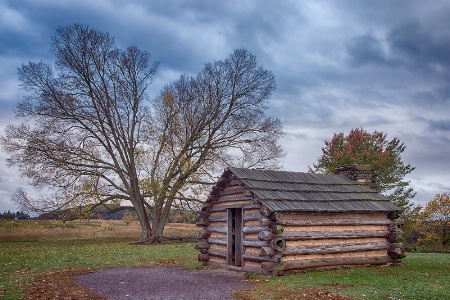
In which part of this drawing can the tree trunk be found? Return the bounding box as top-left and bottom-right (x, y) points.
(151, 198), (173, 241)
(131, 194), (153, 241)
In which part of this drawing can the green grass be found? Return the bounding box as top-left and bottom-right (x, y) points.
(0, 238), (199, 299)
(253, 253), (450, 300)
(0, 220), (200, 299)
(1, 220), (449, 300)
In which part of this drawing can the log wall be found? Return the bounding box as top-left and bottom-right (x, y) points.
(197, 173), (404, 275)
(260, 211), (404, 274)
(196, 175), (271, 273)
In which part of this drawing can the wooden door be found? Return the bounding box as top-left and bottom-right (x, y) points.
(227, 208), (243, 267)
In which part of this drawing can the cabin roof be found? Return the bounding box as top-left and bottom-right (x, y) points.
(226, 167), (400, 213)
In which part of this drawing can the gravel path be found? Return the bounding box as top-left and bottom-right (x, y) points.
(77, 267), (255, 300)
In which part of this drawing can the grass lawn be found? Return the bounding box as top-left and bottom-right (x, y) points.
(242, 253), (449, 300)
(1, 220), (449, 299)
(0, 220), (200, 299)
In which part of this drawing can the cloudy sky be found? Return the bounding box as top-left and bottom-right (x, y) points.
(1, 0), (449, 212)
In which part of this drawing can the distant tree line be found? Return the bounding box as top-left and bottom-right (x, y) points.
(35, 205), (197, 224)
(0, 210), (30, 220)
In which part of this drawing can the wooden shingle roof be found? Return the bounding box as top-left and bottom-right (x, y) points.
(227, 167), (400, 213)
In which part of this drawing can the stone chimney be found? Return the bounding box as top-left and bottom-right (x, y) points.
(335, 164), (377, 189)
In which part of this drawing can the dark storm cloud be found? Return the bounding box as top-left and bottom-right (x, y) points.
(347, 34), (393, 67)
(0, 0), (449, 210)
(388, 21), (450, 74)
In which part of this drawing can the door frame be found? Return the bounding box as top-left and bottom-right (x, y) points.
(227, 207), (243, 267)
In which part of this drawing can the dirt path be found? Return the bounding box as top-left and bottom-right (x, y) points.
(76, 267), (255, 300)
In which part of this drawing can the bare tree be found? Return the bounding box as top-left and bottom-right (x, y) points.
(145, 49), (284, 239)
(1, 24), (284, 242)
(2, 24), (159, 240)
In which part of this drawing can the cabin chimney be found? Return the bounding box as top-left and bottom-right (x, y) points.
(335, 164), (377, 189)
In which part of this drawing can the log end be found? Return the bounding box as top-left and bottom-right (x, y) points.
(271, 238), (286, 252)
(198, 253), (210, 262)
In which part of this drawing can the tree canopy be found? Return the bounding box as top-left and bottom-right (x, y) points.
(1, 24), (284, 241)
(145, 48), (284, 237)
(311, 128), (415, 212)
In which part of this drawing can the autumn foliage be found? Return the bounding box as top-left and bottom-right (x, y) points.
(312, 128), (416, 211)
(420, 193), (450, 245)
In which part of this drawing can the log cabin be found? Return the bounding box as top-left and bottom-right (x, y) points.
(196, 165), (404, 275)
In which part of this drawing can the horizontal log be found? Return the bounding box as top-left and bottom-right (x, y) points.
(209, 203), (261, 213)
(229, 179), (244, 187)
(243, 226), (270, 234)
(207, 215), (227, 223)
(208, 226), (227, 234)
(197, 229), (211, 239)
(195, 241), (210, 250)
(220, 188), (247, 196)
(215, 196), (254, 204)
(271, 238), (286, 252)
(243, 253), (279, 263)
(259, 230), (275, 241)
(208, 238), (271, 248)
(208, 238), (227, 246)
(282, 230), (390, 240)
(243, 239), (271, 248)
(198, 253), (210, 261)
(244, 214), (263, 222)
(283, 242), (392, 256)
(278, 218), (392, 227)
(207, 249), (227, 258)
(262, 256), (394, 272)
(207, 213), (261, 223)
(260, 247), (275, 257)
